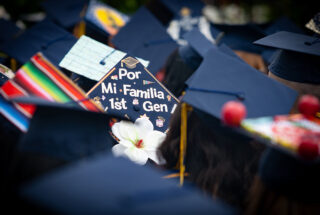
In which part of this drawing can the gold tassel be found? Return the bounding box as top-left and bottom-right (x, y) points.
(10, 58), (17, 72)
(179, 102), (192, 186)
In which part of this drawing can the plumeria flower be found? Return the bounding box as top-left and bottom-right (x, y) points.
(111, 117), (166, 165)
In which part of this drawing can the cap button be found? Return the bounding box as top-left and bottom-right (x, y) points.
(133, 104), (140, 112)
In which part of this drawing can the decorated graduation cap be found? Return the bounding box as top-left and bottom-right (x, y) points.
(87, 55), (179, 133)
(41, 0), (88, 29)
(254, 31), (320, 84)
(112, 6), (178, 75)
(84, 0), (129, 38)
(21, 154), (237, 215)
(183, 47), (298, 119)
(14, 97), (122, 162)
(241, 113), (320, 201)
(0, 19), (77, 68)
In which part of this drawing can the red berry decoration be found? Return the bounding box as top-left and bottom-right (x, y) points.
(221, 101), (247, 127)
(298, 95), (320, 117)
(298, 135), (320, 160)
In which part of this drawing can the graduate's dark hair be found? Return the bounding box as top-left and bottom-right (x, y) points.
(159, 103), (265, 210)
(162, 49), (197, 97)
(245, 147), (320, 215)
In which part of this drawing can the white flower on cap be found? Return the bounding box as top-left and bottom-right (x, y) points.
(111, 117), (166, 165)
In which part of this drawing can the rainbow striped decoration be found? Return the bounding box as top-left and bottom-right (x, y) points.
(0, 80), (33, 132)
(1, 80), (35, 117)
(14, 52), (102, 112)
(0, 95), (29, 132)
(0, 52), (103, 131)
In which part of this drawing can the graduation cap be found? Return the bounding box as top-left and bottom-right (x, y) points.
(164, 29), (246, 96)
(84, 0), (129, 38)
(20, 154), (237, 214)
(112, 6), (178, 75)
(14, 97), (123, 162)
(87, 55), (179, 132)
(0, 19), (77, 67)
(41, 0), (88, 29)
(183, 47), (298, 119)
(254, 31), (320, 84)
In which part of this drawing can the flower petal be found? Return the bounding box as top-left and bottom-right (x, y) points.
(119, 140), (133, 148)
(119, 120), (137, 142)
(135, 118), (154, 139)
(124, 147), (149, 165)
(112, 144), (127, 157)
(111, 122), (122, 141)
(144, 131), (166, 151)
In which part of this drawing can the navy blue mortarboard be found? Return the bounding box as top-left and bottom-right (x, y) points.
(254, 31), (320, 57)
(21, 154), (237, 214)
(14, 97), (123, 162)
(160, 0), (204, 18)
(112, 7), (178, 75)
(183, 29), (246, 87)
(254, 31), (320, 84)
(210, 23), (266, 54)
(183, 47), (298, 119)
(41, 0), (88, 29)
(84, 0), (129, 38)
(163, 29), (245, 96)
(87, 55), (179, 132)
(0, 19), (77, 68)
